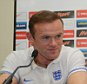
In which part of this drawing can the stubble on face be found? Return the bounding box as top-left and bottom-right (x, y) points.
(32, 20), (64, 66)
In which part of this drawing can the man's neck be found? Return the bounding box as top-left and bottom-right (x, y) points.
(34, 55), (54, 68)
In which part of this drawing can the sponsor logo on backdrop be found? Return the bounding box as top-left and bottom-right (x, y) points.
(63, 19), (75, 30)
(16, 40), (28, 50)
(76, 39), (87, 47)
(29, 12), (37, 18)
(16, 12), (27, 21)
(76, 10), (87, 18)
(63, 30), (74, 38)
(55, 10), (74, 18)
(76, 20), (87, 27)
(80, 49), (87, 57)
(29, 11), (74, 19)
(77, 29), (87, 37)
(16, 31), (27, 39)
(16, 22), (27, 30)
(63, 40), (74, 47)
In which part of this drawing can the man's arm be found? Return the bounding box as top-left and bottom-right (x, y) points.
(0, 73), (18, 84)
(67, 71), (87, 84)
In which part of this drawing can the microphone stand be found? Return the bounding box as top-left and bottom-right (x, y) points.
(3, 50), (38, 84)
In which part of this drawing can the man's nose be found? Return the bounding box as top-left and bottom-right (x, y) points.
(49, 38), (57, 46)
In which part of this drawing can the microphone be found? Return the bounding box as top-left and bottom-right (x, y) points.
(3, 49), (38, 84)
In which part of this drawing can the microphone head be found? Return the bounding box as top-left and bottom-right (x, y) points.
(31, 50), (38, 58)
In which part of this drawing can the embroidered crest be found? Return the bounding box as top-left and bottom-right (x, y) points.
(53, 70), (62, 80)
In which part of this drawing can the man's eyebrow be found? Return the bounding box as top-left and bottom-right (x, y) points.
(57, 33), (63, 35)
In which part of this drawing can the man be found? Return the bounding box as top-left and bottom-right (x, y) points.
(0, 10), (87, 84)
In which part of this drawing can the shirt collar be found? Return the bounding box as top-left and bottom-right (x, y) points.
(31, 60), (38, 70)
(31, 45), (64, 69)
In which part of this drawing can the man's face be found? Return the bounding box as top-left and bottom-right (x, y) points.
(31, 20), (64, 60)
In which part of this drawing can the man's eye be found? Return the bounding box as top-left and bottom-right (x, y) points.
(42, 36), (50, 40)
(56, 34), (61, 38)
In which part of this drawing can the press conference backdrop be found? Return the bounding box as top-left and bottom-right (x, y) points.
(15, 0), (87, 65)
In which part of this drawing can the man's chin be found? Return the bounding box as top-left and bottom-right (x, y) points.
(48, 55), (58, 61)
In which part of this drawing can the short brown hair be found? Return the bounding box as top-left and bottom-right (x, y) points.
(29, 10), (63, 38)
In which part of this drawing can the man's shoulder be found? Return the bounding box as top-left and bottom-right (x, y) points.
(12, 46), (34, 55)
(61, 45), (83, 58)
(4, 46), (34, 67)
(62, 45), (80, 53)
(7, 46), (34, 61)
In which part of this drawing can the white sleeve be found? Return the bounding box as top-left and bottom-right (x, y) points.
(67, 49), (86, 77)
(0, 47), (34, 83)
(0, 51), (21, 81)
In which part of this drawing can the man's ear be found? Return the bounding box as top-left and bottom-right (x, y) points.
(26, 32), (34, 46)
(26, 32), (30, 40)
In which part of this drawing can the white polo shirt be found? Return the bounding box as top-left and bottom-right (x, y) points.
(0, 45), (86, 84)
